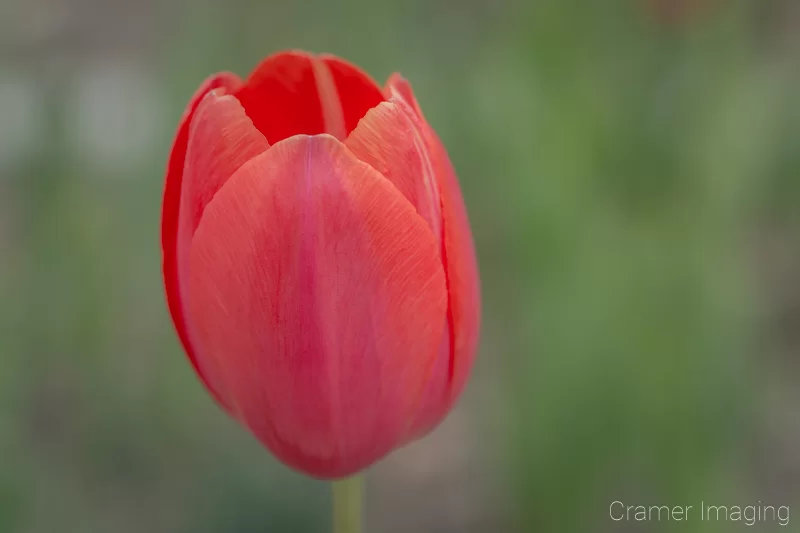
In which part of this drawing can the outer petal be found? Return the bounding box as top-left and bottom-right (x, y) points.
(385, 75), (482, 437)
(187, 135), (447, 478)
(162, 72), (243, 407)
(183, 92), (270, 235)
(176, 91), (270, 407)
(345, 101), (442, 240)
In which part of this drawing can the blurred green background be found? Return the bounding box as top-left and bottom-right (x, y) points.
(1, 0), (799, 531)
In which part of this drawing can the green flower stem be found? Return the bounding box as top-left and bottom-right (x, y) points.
(332, 475), (363, 533)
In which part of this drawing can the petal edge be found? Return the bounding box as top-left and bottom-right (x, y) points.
(162, 72), (242, 409)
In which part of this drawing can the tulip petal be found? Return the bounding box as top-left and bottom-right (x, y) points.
(188, 135), (447, 478)
(236, 51), (381, 144)
(235, 52), (384, 143)
(384, 73), (423, 116)
(345, 101), (442, 241)
(162, 72), (242, 408)
(183, 91), (270, 236)
(385, 75), (482, 437)
(174, 91), (270, 407)
(234, 51), (329, 143)
(321, 55), (385, 136)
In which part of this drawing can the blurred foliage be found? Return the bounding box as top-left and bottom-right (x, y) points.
(1, 0), (799, 532)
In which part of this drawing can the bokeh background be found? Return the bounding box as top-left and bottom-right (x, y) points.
(2, 0), (799, 531)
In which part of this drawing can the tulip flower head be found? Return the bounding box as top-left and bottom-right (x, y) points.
(161, 51), (480, 479)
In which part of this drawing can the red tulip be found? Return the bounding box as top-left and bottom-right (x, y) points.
(161, 51), (480, 479)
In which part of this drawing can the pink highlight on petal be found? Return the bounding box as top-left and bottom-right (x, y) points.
(310, 56), (347, 141)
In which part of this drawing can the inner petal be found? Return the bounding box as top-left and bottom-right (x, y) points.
(321, 55), (385, 136)
(234, 51), (384, 145)
(235, 51), (326, 144)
